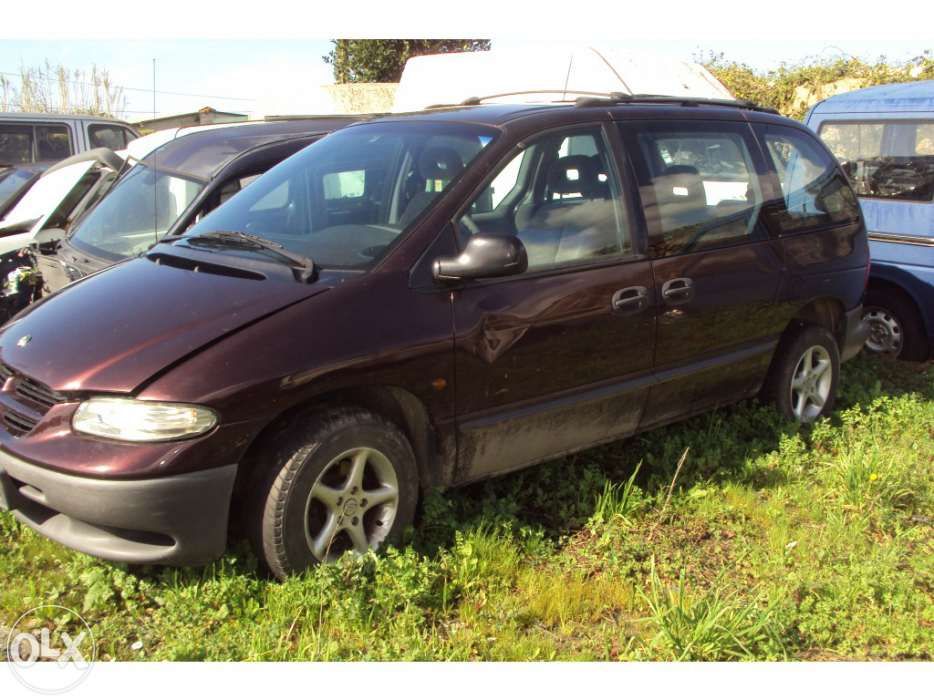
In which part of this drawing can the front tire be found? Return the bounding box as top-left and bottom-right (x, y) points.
(766, 325), (840, 423)
(250, 407), (419, 579)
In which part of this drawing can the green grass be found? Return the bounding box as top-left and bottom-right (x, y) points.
(1, 355), (931, 660)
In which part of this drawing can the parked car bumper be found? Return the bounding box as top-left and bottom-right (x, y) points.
(0, 448), (237, 565)
(841, 304), (870, 362)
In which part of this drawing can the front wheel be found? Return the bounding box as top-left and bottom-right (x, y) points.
(250, 407), (419, 579)
(766, 325), (840, 423)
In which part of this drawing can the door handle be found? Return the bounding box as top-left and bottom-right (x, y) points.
(661, 277), (694, 305)
(611, 286), (648, 313)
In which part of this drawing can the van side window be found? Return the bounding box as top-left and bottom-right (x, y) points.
(758, 125), (861, 234)
(0, 124), (34, 164)
(89, 124), (130, 151)
(35, 124), (71, 161)
(819, 120), (934, 202)
(458, 127), (631, 272)
(629, 124), (764, 257)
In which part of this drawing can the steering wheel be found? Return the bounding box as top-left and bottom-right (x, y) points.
(460, 214), (480, 235)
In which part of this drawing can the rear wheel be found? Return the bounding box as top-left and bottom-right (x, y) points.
(766, 325), (840, 423)
(249, 407), (419, 579)
(863, 287), (927, 361)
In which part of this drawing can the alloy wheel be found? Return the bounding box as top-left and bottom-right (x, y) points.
(303, 447), (400, 562)
(790, 345), (833, 422)
(863, 306), (903, 356)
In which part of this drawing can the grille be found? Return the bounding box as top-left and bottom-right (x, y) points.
(3, 410), (35, 437)
(14, 375), (65, 411)
(0, 363), (65, 437)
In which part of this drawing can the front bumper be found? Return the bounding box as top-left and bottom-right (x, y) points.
(841, 304), (870, 363)
(0, 449), (237, 566)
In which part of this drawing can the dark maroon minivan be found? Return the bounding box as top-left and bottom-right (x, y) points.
(0, 96), (869, 577)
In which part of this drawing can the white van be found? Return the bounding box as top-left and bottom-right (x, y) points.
(0, 113), (139, 166)
(392, 46), (732, 112)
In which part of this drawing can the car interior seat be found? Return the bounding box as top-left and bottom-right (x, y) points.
(517, 155), (619, 267)
(398, 146), (464, 228)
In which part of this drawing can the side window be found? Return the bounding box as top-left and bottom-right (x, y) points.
(88, 124), (129, 150)
(0, 124), (33, 164)
(458, 127), (631, 271)
(629, 123), (764, 257)
(759, 125), (861, 234)
(819, 120), (934, 202)
(35, 124), (72, 161)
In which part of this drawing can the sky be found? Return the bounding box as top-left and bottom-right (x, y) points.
(0, 38), (930, 121)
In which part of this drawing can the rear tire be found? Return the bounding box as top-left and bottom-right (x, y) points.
(249, 406), (419, 579)
(765, 325), (840, 423)
(863, 287), (927, 361)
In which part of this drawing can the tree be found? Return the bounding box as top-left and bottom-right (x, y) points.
(325, 40), (491, 83)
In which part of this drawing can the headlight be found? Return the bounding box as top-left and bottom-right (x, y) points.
(72, 398), (218, 442)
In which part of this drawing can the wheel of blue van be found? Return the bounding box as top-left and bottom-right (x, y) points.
(863, 288), (927, 361)
(767, 325), (840, 423)
(250, 407), (419, 579)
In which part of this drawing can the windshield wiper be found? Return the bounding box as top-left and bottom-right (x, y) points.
(162, 230), (316, 282)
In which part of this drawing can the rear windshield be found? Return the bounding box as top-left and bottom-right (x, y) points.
(819, 120), (934, 202)
(70, 163), (203, 261)
(183, 121), (498, 270)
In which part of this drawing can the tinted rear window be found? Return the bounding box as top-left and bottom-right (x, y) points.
(757, 124), (861, 234)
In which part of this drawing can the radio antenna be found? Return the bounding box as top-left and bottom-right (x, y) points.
(152, 58), (158, 246)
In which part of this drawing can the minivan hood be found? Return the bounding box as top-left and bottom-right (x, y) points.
(0, 255), (330, 393)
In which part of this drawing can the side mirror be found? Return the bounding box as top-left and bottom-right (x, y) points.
(433, 234), (528, 281)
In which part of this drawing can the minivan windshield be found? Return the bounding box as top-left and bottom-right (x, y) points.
(70, 163), (203, 261)
(182, 121), (498, 270)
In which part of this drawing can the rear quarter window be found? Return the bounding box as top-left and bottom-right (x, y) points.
(756, 124), (861, 234)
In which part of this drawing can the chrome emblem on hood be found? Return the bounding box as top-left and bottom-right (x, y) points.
(16, 335), (31, 348)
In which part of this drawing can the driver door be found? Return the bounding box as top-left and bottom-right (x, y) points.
(451, 124), (657, 482)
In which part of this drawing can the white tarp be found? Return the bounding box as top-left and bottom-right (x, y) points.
(392, 46), (732, 112)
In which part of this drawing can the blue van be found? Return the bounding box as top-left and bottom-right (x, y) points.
(806, 81), (933, 360)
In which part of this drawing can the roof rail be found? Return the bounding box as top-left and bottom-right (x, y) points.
(423, 90), (624, 110)
(423, 91), (779, 115)
(573, 92), (780, 114)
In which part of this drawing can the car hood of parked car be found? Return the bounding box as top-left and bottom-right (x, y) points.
(0, 253), (332, 393)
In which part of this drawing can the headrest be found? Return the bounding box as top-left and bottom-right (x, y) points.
(657, 164), (706, 203)
(547, 155), (598, 196)
(418, 147), (464, 180)
(664, 164), (701, 177)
